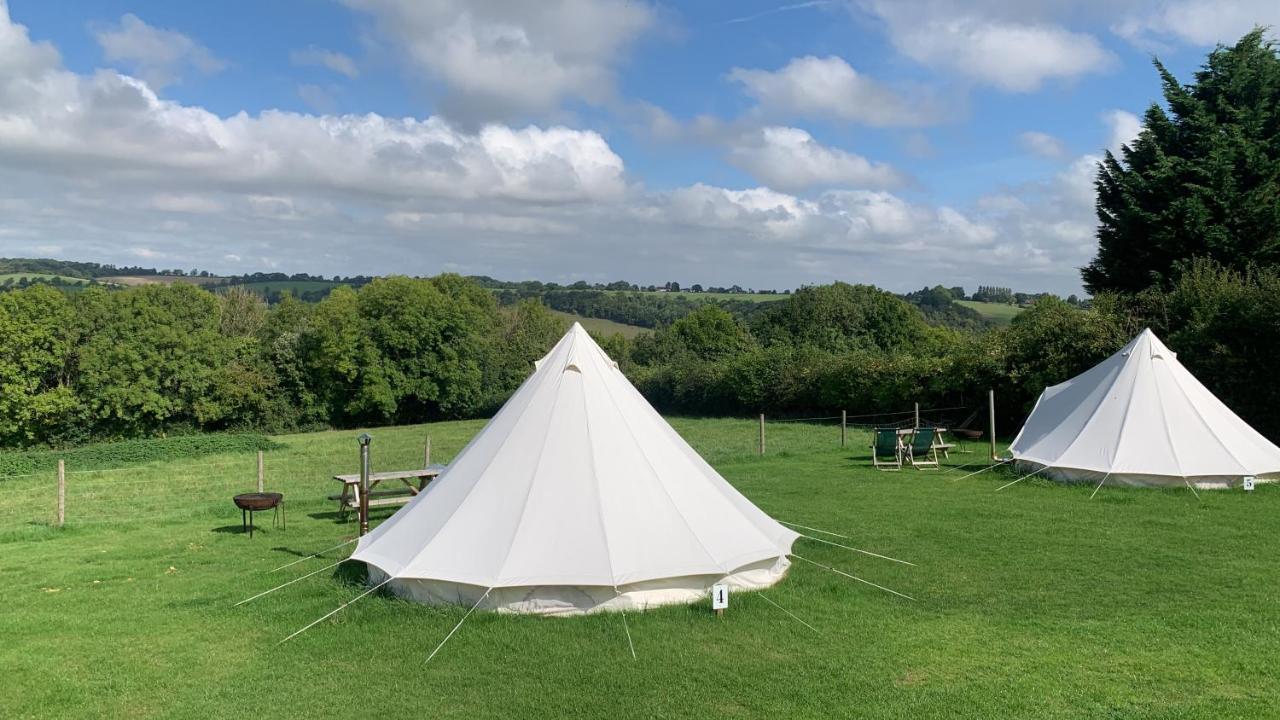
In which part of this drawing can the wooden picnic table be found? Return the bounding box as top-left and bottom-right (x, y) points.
(898, 427), (958, 459)
(330, 464), (447, 516)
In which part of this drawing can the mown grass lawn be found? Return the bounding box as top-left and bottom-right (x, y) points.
(957, 300), (1024, 324)
(547, 310), (649, 338)
(1, 418), (1277, 719)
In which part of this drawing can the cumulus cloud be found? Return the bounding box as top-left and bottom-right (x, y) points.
(0, 41), (626, 203)
(290, 46), (359, 78)
(0, 2), (1102, 295)
(342, 0), (654, 122)
(726, 127), (904, 191)
(92, 13), (225, 89)
(858, 1), (1114, 92)
(729, 55), (938, 126)
(1113, 0), (1280, 46)
(1018, 131), (1068, 159)
(1103, 109), (1142, 154)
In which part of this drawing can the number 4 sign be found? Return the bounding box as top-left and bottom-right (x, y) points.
(711, 584), (729, 612)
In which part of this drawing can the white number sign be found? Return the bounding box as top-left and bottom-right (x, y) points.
(711, 584), (729, 610)
(1243, 476), (1256, 492)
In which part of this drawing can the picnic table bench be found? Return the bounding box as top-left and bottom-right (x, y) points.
(329, 464), (447, 517)
(897, 427), (958, 459)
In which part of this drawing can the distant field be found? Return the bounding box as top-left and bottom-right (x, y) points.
(606, 290), (788, 303)
(548, 310), (648, 338)
(0, 272), (89, 285)
(231, 280), (344, 295)
(957, 300), (1023, 324)
(100, 275), (226, 287)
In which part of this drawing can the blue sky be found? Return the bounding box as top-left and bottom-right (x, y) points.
(1, 0), (1276, 294)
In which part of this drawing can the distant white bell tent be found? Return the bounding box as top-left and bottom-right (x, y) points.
(350, 323), (799, 615)
(1009, 329), (1280, 489)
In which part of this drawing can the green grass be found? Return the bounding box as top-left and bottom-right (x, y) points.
(232, 280), (345, 295)
(548, 310), (648, 338)
(2, 419), (1277, 718)
(957, 300), (1024, 324)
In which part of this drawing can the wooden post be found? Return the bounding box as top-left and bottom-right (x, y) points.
(56, 459), (65, 528)
(914, 402), (920, 429)
(988, 389), (997, 461)
(758, 414), (766, 456)
(256, 450), (264, 492)
(840, 410), (847, 447)
(424, 434), (432, 468)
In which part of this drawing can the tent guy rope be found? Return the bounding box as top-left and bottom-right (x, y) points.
(995, 466), (1047, 492)
(757, 592), (820, 634)
(426, 588), (492, 663)
(790, 553), (914, 601)
(269, 537), (359, 573)
(280, 576), (395, 644)
(776, 520), (850, 539)
(797, 534), (915, 566)
(235, 559), (348, 607)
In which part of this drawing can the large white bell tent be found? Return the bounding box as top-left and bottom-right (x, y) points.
(1009, 328), (1280, 489)
(350, 323), (799, 615)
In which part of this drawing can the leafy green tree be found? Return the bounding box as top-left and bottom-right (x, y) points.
(997, 296), (1128, 414)
(0, 286), (80, 445)
(1086, 29), (1280, 293)
(76, 284), (245, 436)
(752, 282), (930, 353)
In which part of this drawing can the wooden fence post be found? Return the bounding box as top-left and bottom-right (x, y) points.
(758, 414), (765, 457)
(257, 451), (264, 492)
(914, 402), (920, 429)
(841, 410), (847, 447)
(57, 459), (65, 528)
(424, 435), (432, 468)
(988, 389), (997, 461)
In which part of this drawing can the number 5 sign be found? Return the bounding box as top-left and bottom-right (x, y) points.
(711, 583), (729, 612)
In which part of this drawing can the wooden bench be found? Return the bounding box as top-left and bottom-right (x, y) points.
(331, 465), (445, 517)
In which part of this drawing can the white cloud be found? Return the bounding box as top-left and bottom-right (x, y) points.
(0, 1), (1104, 295)
(342, 0), (654, 122)
(729, 55), (938, 126)
(1019, 131), (1068, 159)
(1114, 0), (1280, 46)
(92, 13), (225, 89)
(1103, 109), (1142, 154)
(290, 46), (359, 78)
(859, 1), (1114, 92)
(727, 126), (904, 191)
(0, 49), (626, 204)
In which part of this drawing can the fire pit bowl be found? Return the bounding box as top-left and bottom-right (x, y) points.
(233, 492), (284, 537)
(234, 492), (282, 511)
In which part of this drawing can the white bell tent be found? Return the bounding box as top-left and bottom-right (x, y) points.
(1009, 328), (1280, 489)
(350, 323), (799, 615)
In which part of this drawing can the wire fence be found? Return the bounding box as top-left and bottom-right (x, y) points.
(752, 403), (993, 458)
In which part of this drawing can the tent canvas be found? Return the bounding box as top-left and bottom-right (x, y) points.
(351, 323), (798, 615)
(1009, 328), (1280, 489)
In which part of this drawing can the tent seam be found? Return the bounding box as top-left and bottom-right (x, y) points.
(491, 336), (576, 586)
(1161, 348), (1252, 477)
(1051, 338), (1137, 468)
(578, 346), (621, 589)
(592, 346), (727, 574)
(397, 338), (567, 581)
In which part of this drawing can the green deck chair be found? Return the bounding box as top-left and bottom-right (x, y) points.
(870, 427), (903, 471)
(906, 427), (940, 469)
